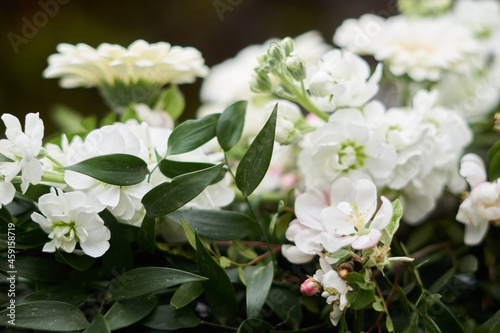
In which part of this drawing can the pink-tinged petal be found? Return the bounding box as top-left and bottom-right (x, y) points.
(353, 179), (377, 220)
(320, 206), (355, 235)
(370, 196), (393, 230)
(281, 245), (315, 264)
(285, 219), (308, 241)
(294, 228), (324, 254)
(460, 154), (486, 188)
(295, 191), (328, 230)
(330, 177), (355, 206)
(300, 278), (320, 296)
(351, 229), (381, 250)
(464, 221), (489, 246)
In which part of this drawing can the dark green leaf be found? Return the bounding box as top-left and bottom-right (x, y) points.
(107, 267), (207, 300)
(480, 281), (500, 302)
(171, 281), (204, 309)
(235, 104), (277, 196)
(267, 288), (302, 329)
(0, 255), (70, 282)
(100, 210), (134, 271)
(421, 314), (441, 333)
(168, 209), (257, 240)
(156, 84), (185, 120)
(489, 151), (500, 181)
(83, 313), (110, 333)
(143, 305), (200, 330)
(0, 301), (89, 331)
(181, 218), (198, 250)
(217, 100), (248, 151)
(403, 311), (419, 333)
(477, 309), (500, 333)
(237, 318), (273, 333)
(488, 140), (500, 161)
(143, 164), (224, 217)
(138, 216), (156, 254)
(105, 295), (158, 330)
(167, 113), (220, 155)
(427, 299), (464, 333)
(429, 268), (455, 294)
(55, 249), (95, 271)
(159, 159), (226, 183)
(196, 232), (237, 324)
(346, 272), (376, 310)
(64, 153), (149, 186)
(246, 261), (274, 318)
(22, 282), (86, 307)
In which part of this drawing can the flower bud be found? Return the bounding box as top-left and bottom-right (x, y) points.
(300, 278), (320, 296)
(286, 53), (307, 81)
(337, 262), (353, 279)
(280, 37), (295, 57)
(267, 43), (285, 63)
(251, 71), (274, 93)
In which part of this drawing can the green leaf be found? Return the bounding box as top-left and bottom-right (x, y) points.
(156, 84), (185, 120)
(50, 104), (87, 133)
(55, 249), (95, 271)
(22, 282), (86, 307)
(421, 314), (441, 333)
(64, 153), (149, 186)
(104, 295), (158, 331)
(100, 111), (117, 126)
(237, 318), (274, 333)
(196, 232), (237, 324)
(246, 261), (274, 318)
(107, 267), (208, 300)
(83, 313), (110, 333)
(346, 272), (376, 310)
(235, 104), (277, 196)
(168, 209), (257, 241)
(137, 216), (156, 254)
(489, 151), (500, 180)
(217, 100), (248, 151)
(429, 268), (455, 293)
(488, 140), (500, 161)
(171, 281), (204, 309)
(181, 218), (198, 250)
(428, 299), (464, 332)
(477, 309), (500, 333)
(0, 255), (70, 282)
(403, 311), (419, 333)
(143, 305), (200, 330)
(166, 113), (220, 155)
(100, 210), (134, 271)
(0, 301), (89, 331)
(267, 288), (303, 329)
(158, 159), (226, 183)
(381, 200), (403, 245)
(142, 164), (224, 217)
(121, 103), (141, 122)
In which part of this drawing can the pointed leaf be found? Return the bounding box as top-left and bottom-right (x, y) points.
(167, 113), (220, 155)
(107, 267), (207, 300)
(0, 255), (70, 282)
(217, 100), (248, 151)
(477, 309), (500, 333)
(171, 281), (204, 309)
(0, 301), (89, 331)
(143, 163), (224, 217)
(421, 314), (441, 333)
(64, 153), (149, 186)
(235, 104), (277, 196)
(168, 209), (257, 240)
(83, 313), (110, 333)
(138, 216), (156, 254)
(267, 288), (303, 329)
(158, 159), (226, 183)
(143, 305), (200, 330)
(237, 318), (273, 333)
(346, 272), (376, 310)
(246, 262), (274, 318)
(489, 151), (500, 181)
(156, 84), (185, 120)
(181, 218), (197, 250)
(381, 200), (403, 245)
(22, 282), (86, 307)
(100, 210), (134, 271)
(196, 232), (237, 324)
(55, 249), (95, 271)
(105, 295), (158, 330)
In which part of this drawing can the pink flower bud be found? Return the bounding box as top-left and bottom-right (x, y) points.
(300, 278), (320, 296)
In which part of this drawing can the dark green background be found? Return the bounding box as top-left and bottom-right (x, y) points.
(0, 0), (394, 135)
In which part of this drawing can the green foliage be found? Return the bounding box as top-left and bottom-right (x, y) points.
(217, 100), (248, 151)
(158, 158), (226, 183)
(246, 261), (274, 318)
(170, 281), (204, 309)
(83, 313), (110, 333)
(64, 153), (149, 186)
(166, 113), (220, 155)
(104, 295), (158, 330)
(155, 84), (186, 120)
(142, 305), (201, 330)
(346, 272), (376, 310)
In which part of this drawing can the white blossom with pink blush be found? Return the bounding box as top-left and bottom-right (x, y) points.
(456, 154), (500, 245)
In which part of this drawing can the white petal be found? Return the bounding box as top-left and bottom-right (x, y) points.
(464, 221), (490, 246)
(330, 177), (355, 207)
(353, 179), (378, 220)
(370, 196), (393, 230)
(351, 229), (381, 250)
(460, 153), (487, 188)
(295, 191), (328, 230)
(281, 245), (315, 264)
(0, 181), (15, 206)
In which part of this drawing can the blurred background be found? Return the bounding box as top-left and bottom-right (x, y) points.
(0, 0), (393, 135)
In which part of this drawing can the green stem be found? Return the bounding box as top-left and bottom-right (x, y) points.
(41, 171), (65, 184)
(45, 153), (64, 169)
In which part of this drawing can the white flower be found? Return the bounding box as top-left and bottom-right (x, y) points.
(134, 103), (174, 129)
(0, 113), (44, 192)
(456, 154), (500, 245)
(334, 14), (478, 81)
(262, 99), (303, 144)
(308, 49), (382, 111)
(298, 108), (396, 189)
(31, 188), (110, 257)
(0, 180), (15, 209)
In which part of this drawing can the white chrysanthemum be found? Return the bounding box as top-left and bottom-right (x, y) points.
(298, 108), (396, 189)
(31, 188), (110, 257)
(43, 40), (208, 109)
(0, 113), (44, 193)
(456, 154), (500, 245)
(334, 14), (478, 81)
(308, 49), (382, 111)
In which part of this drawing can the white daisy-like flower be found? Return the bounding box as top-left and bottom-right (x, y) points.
(334, 14), (478, 81)
(43, 40), (209, 109)
(31, 188), (111, 258)
(0, 113), (44, 193)
(456, 154), (500, 245)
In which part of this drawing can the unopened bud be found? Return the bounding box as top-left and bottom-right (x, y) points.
(286, 53), (307, 81)
(280, 37), (295, 57)
(337, 262), (353, 279)
(267, 43), (285, 63)
(300, 278), (320, 296)
(251, 71), (274, 93)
